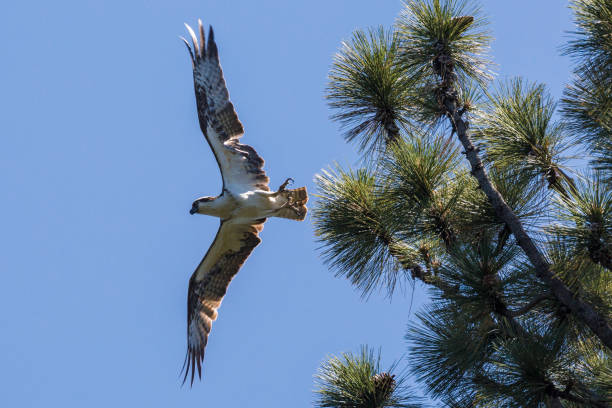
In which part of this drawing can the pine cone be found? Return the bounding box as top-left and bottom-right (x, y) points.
(371, 372), (396, 402)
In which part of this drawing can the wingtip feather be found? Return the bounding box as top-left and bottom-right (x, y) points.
(180, 348), (205, 387)
(196, 353), (202, 379)
(190, 353), (196, 386)
(180, 36), (195, 65)
(198, 19), (206, 55)
(180, 351), (190, 386)
(207, 25), (218, 58)
(184, 23), (200, 57)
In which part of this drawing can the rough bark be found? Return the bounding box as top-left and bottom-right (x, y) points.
(442, 97), (612, 350)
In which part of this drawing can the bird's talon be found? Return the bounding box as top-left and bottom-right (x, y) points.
(278, 177), (294, 192)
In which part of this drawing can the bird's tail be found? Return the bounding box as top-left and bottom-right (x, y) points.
(274, 187), (308, 221)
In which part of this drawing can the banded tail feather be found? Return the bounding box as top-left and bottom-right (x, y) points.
(275, 187), (308, 220)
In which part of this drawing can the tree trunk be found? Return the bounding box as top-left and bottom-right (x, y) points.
(442, 98), (612, 350)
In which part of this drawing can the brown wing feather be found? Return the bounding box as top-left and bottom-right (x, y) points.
(182, 218), (265, 385)
(183, 20), (269, 192)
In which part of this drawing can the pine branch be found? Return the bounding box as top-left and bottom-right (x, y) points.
(476, 78), (575, 195)
(381, 133), (464, 250)
(402, 238), (530, 338)
(394, 6), (609, 345)
(327, 26), (415, 158)
(445, 94), (612, 350)
(562, 0), (612, 183)
(429, 44), (612, 350)
(318, 2), (612, 404)
(493, 224), (511, 256)
(546, 380), (610, 408)
(552, 173), (612, 273)
(507, 293), (553, 317)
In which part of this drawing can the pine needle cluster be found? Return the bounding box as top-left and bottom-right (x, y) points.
(562, 0), (612, 181)
(314, 346), (421, 408)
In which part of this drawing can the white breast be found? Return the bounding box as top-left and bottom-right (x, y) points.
(230, 190), (276, 219)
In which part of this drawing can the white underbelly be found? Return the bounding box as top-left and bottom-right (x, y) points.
(230, 190), (276, 219)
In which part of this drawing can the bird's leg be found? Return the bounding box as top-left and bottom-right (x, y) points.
(273, 178), (302, 216)
(269, 178), (294, 198)
(277, 177), (294, 192)
(277, 197), (302, 217)
(278, 195), (295, 209)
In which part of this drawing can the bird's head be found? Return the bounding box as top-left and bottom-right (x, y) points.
(190, 196), (215, 215)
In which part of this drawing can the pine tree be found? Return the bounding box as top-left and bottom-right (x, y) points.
(314, 346), (421, 408)
(313, 1), (612, 406)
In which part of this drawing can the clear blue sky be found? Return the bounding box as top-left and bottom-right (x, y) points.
(1, 1), (574, 407)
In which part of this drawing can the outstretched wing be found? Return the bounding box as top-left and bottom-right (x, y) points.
(182, 218), (265, 385)
(183, 20), (270, 193)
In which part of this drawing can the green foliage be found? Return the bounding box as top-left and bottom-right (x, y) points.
(580, 345), (612, 403)
(313, 166), (411, 297)
(407, 304), (493, 401)
(315, 1), (612, 406)
(381, 133), (465, 246)
(561, 68), (612, 150)
(434, 237), (521, 317)
(476, 78), (572, 191)
(408, 78), (487, 126)
(561, 69), (612, 182)
(564, 0), (612, 73)
(409, 248), (610, 406)
(382, 133), (462, 210)
(543, 239), (612, 345)
(396, 0), (492, 87)
(327, 27), (416, 157)
(454, 166), (547, 237)
(551, 172), (612, 269)
(562, 0), (612, 183)
(314, 346), (421, 408)
(478, 325), (606, 408)
(591, 138), (612, 184)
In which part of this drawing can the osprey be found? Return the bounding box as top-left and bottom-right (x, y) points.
(180, 20), (308, 384)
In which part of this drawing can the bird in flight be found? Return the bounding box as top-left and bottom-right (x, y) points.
(180, 20), (308, 385)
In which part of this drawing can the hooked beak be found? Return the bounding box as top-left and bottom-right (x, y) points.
(189, 206), (197, 215)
